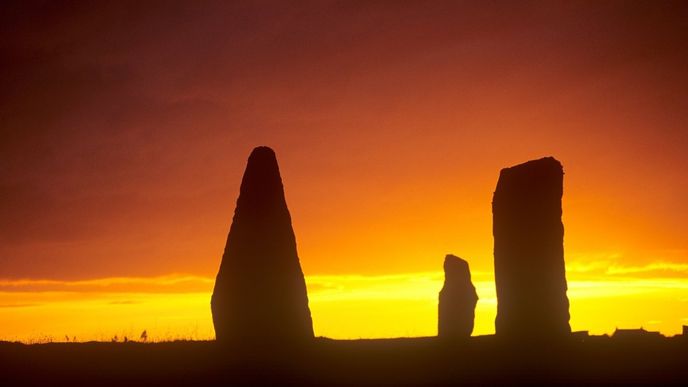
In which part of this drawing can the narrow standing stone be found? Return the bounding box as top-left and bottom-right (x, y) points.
(211, 146), (313, 343)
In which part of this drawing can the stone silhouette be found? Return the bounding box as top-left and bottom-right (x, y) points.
(492, 157), (571, 337)
(438, 254), (478, 338)
(211, 146), (314, 343)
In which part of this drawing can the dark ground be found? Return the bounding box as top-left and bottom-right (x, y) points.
(1, 335), (687, 386)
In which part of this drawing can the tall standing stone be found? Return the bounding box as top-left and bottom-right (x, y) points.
(211, 146), (313, 343)
(493, 157), (570, 337)
(438, 254), (478, 338)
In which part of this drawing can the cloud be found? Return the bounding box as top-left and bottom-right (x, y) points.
(0, 274), (213, 293)
(606, 262), (688, 275)
(567, 255), (688, 279)
(306, 272), (443, 301)
(108, 300), (140, 305)
(0, 303), (40, 308)
(3, 256), (687, 297)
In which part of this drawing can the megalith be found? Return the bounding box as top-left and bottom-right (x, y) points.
(211, 146), (314, 343)
(493, 157), (570, 337)
(438, 254), (479, 338)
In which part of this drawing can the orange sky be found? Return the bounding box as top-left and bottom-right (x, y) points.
(1, 1), (687, 340)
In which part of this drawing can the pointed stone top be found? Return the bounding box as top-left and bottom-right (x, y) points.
(237, 146), (285, 211)
(444, 254), (471, 282)
(249, 145), (277, 159)
(244, 146), (279, 180)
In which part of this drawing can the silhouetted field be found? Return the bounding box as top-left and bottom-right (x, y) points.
(2, 335), (687, 386)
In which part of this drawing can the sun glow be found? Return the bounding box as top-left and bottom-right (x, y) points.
(2, 264), (687, 342)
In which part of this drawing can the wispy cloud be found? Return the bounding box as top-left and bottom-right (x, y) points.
(0, 275), (214, 293)
(108, 300), (141, 305)
(2, 257), (686, 296)
(606, 262), (688, 275)
(306, 272), (443, 301)
(0, 303), (41, 308)
(566, 251), (688, 279)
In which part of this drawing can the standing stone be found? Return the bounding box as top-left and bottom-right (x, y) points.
(211, 146), (313, 343)
(438, 254), (478, 338)
(493, 157), (570, 337)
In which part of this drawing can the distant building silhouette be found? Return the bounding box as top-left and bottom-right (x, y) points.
(211, 146), (313, 344)
(571, 331), (590, 340)
(613, 328), (662, 340)
(683, 325), (688, 336)
(438, 254), (478, 339)
(492, 157), (571, 338)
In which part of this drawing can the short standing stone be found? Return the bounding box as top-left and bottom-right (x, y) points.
(438, 254), (478, 338)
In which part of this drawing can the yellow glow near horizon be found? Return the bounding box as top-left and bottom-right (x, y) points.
(1, 269), (687, 342)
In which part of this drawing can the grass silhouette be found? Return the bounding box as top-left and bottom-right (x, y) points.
(2, 335), (687, 385)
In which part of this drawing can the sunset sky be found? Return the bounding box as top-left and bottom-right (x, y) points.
(1, 1), (688, 341)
